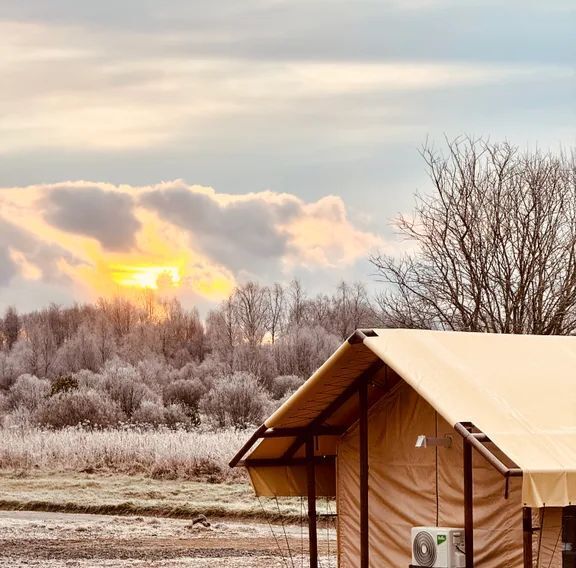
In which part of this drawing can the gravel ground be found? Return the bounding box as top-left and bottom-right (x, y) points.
(0, 510), (337, 568)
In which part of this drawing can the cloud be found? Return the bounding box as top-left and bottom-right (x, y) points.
(283, 195), (382, 267)
(0, 216), (76, 287)
(140, 183), (381, 276)
(0, 18), (571, 155)
(0, 181), (384, 310)
(0, 247), (17, 286)
(141, 185), (299, 272)
(43, 186), (141, 251)
(0, 0), (572, 310)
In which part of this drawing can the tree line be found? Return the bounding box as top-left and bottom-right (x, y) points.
(0, 279), (379, 430)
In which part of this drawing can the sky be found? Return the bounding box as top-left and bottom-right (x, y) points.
(0, 0), (574, 313)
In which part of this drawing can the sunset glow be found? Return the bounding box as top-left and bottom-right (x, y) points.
(0, 180), (381, 310)
(110, 264), (182, 290)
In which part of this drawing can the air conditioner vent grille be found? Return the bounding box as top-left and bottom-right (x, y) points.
(413, 530), (437, 567)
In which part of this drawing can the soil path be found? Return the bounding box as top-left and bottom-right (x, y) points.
(0, 510), (337, 567)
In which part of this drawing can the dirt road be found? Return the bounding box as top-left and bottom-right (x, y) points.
(0, 510), (337, 567)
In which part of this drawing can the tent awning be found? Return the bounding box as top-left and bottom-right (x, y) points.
(232, 329), (576, 508)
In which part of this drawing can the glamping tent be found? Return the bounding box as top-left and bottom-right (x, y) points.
(230, 329), (576, 567)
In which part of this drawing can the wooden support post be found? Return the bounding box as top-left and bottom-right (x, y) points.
(563, 506), (576, 568)
(359, 380), (369, 568)
(306, 436), (318, 568)
(464, 439), (474, 568)
(523, 507), (532, 568)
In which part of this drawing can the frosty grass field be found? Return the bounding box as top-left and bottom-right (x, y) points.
(0, 426), (337, 567)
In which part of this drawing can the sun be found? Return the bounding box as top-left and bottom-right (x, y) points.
(109, 264), (182, 290)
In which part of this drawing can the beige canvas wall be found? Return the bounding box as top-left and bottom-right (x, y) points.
(534, 508), (562, 567)
(337, 380), (562, 567)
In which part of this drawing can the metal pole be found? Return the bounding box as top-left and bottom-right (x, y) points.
(464, 439), (474, 568)
(523, 507), (533, 568)
(306, 436), (318, 568)
(359, 381), (369, 568)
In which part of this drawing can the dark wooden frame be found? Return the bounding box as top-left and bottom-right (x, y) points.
(237, 455), (335, 468)
(523, 507), (533, 568)
(454, 422), (526, 568)
(281, 360), (384, 460)
(359, 379), (370, 568)
(229, 361), (382, 568)
(228, 360), (383, 469)
(306, 436), (318, 568)
(463, 436), (474, 568)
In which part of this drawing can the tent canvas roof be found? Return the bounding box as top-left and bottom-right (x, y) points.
(236, 329), (576, 507)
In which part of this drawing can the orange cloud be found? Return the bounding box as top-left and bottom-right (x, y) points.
(0, 181), (383, 306)
(282, 195), (382, 268)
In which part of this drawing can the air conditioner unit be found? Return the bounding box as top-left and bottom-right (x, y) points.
(411, 527), (465, 568)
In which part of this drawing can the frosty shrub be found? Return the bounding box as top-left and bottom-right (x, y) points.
(234, 344), (277, 389)
(50, 374), (79, 396)
(269, 375), (305, 400)
(2, 406), (34, 428)
(6, 339), (33, 379)
(37, 387), (125, 428)
(163, 403), (194, 428)
(132, 400), (167, 427)
(102, 362), (158, 416)
(73, 369), (104, 390)
(106, 377), (157, 416)
(191, 357), (229, 389)
(0, 352), (17, 389)
(7, 374), (50, 412)
(54, 325), (99, 374)
(136, 357), (170, 388)
(132, 401), (194, 429)
(201, 372), (271, 429)
(274, 325), (339, 378)
(163, 379), (203, 425)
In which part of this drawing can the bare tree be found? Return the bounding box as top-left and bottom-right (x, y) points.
(348, 282), (375, 330)
(233, 282), (269, 348)
(274, 325), (340, 378)
(93, 315), (116, 366)
(266, 283), (286, 344)
(307, 293), (332, 330)
(46, 304), (67, 347)
(140, 289), (157, 322)
(157, 299), (205, 362)
(371, 137), (576, 334)
(331, 281), (374, 339)
(25, 318), (57, 377)
(97, 297), (138, 337)
(56, 323), (99, 373)
(287, 278), (307, 328)
(3, 306), (20, 350)
(206, 296), (238, 372)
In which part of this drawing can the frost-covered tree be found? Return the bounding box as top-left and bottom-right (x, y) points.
(201, 372), (271, 429)
(3, 306), (20, 350)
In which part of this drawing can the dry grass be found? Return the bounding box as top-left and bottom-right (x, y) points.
(0, 472), (309, 521)
(0, 427), (337, 523)
(0, 426), (250, 482)
(0, 472), (336, 524)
